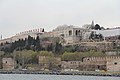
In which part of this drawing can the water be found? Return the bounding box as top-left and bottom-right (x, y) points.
(0, 74), (120, 80)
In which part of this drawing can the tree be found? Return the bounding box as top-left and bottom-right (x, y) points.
(89, 31), (95, 40)
(37, 51), (54, 57)
(101, 27), (105, 30)
(83, 50), (106, 57)
(118, 35), (120, 40)
(89, 32), (104, 41)
(61, 50), (106, 61)
(13, 50), (35, 68)
(62, 52), (82, 61)
(94, 24), (101, 30)
(63, 45), (80, 52)
(54, 42), (63, 54)
(47, 44), (53, 51)
(0, 51), (5, 56)
(99, 34), (104, 41)
(35, 36), (41, 51)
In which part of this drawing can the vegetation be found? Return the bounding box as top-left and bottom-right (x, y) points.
(0, 51), (5, 56)
(94, 24), (101, 30)
(0, 49), (106, 69)
(0, 36), (63, 54)
(92, 24), (105, 30)
(10, 50), (55, 68)
(62, 50), (106, 61)
(12, 50), (36, 68)
(37, 51), (54, 57)
(0, 35), (107, 69)
(89, 31), (104, 41)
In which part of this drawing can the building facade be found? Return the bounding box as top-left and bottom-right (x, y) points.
(38, 56), (61, 70)
(62, 56), (120, 72)
(94, 28), (120, 41)
(2, 58), (15, 70)
(52, 25), (89, 44)
(61, 61), (81, 71)
(83, 56), (120, 71)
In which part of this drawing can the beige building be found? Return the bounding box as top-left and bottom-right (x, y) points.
(62, 56), (120, 72)
(83, 56), (120, 71)
(39, 56), (61, 70)
(39, 56), (50, 70)
(52, 25), (89, 44)
(61, 61), (81, 71)
(2, 58), (15, 70)
(106, 57), (120, 71)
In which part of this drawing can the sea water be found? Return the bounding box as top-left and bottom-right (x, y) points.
(0, 74), (119, 80)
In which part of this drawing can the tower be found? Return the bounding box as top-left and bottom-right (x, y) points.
(1, 35), (2, 40)
(91, 20), (94, 29)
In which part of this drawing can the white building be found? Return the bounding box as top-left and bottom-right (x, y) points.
(93, 28), (120, 41)
(52, 25), (89, 44)
(83, 27), (120, 41)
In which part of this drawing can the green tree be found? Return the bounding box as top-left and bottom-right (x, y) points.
(13, 50), (35, 68)
(54, 42), (63, 54)
(94, 24), (101, 30)
(62, 50), (106, 61)
(37, 51), (54, 57)
(82, 50), (106, 57)
(0, 51), (5, 56)
(62, 52), (82, 61)
(35, 36), (41, 51)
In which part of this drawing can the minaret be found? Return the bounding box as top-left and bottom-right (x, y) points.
(91, 20), (94, 29)
(0, 35), (2, 40)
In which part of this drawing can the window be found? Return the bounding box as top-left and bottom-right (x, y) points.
(114, 62), (117, 65)
(74, 62), (76, 64)
(98, 65), (100, 69)
(6, 61), (7, 63)
(75, 30), (78, 35)
(69, 30), (72, 36)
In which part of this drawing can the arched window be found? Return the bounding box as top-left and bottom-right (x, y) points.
(69, 30), (72, 36)
(75, 30), (78, 35)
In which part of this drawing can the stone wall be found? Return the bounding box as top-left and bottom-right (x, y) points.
(39, 56), (61, 70)
(61, 61), (81, 70)
(2, 58), (15, 70)
(0, 28), (44, 45)
(106, 58), (120, 71)
(62, 56), (120, 71)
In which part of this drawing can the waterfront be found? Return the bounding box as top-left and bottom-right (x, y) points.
(0, 74), (120, 80)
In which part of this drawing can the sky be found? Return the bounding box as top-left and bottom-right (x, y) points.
(0, 0), (120, 39)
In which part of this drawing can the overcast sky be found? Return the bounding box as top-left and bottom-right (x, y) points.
(0, 0), (120, 38)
